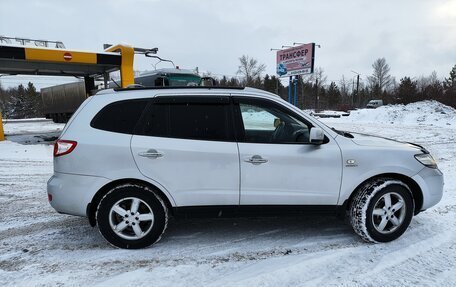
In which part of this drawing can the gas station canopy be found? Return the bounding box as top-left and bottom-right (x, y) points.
(0, 45), (121, 77)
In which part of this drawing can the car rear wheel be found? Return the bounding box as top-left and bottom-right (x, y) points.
(96, 184), (168, 249)
(349, 178), (414, 243)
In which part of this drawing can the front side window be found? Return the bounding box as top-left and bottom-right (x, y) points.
(138, 97), (233, 141)
(237, 99), (311, 143)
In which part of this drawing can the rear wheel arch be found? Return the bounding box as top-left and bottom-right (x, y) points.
(87, 178), (174, 227)
(343, 173), (423, 215)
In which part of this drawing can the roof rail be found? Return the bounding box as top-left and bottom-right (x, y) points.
(113, 86), (246, 92)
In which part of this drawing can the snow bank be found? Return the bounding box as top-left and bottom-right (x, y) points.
(322, 101), (456, 127)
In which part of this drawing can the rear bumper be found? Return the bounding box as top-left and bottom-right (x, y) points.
(412, 167), (444, 211)
(47, 172), (111, 217)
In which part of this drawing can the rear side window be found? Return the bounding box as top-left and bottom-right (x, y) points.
(91, 99), (149, 134)
(137, 97), (233, 141)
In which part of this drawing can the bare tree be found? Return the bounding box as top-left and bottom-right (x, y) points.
(338, 75), (351, 100)
(368, 58), (392, 91)
(236, 55), (266, 86)
(302, 67), (327, 88)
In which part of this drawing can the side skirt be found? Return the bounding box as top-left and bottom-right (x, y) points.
(172, 205), (343, 219)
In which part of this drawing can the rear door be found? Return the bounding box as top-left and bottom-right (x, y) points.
(131, 95), (240, 206)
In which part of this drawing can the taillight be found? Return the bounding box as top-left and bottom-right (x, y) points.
(53, 140), (77, 157)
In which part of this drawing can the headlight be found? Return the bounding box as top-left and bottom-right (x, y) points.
(414, 153), (437, 169)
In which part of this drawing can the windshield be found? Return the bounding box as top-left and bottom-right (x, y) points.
(168, 74), (201, 87)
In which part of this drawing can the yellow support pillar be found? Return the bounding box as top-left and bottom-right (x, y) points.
(0, 112), (4, 141)
(104, 44), (135, 88)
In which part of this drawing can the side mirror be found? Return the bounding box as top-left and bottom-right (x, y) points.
(309, 127), (325, 144)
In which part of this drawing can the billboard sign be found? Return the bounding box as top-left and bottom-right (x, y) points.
(276, 43), (315, 77)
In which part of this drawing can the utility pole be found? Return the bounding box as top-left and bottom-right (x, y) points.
(352, 78), (355, 106)
(315, 78), (319, 110)
(351, 70), (361, 108)
(282, 45), (298, 105)
(356, 74), (360, 107)
(288, 76), (292, 103)
(293, 75), (298, 106)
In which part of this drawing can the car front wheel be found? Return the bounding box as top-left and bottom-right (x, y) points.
(96, 184), (168, 249)
(350, 178), (414, 243)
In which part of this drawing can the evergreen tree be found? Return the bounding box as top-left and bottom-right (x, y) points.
(1, 82), (42, 119)
(228, 77), (239, 87)
(443, 65), (456, 106)
(25, 82), (42, 118)
(397, 77), (418, 104)
(9, 84), (26, 118)
(252, 76), (262, 89)
(262, 74), (277, 94)
(219, 75), (228, 86)
(444, 65), (456, 89)
(327, 82), (341, 109)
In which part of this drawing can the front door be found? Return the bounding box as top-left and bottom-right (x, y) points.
(233, 97), (342, 205)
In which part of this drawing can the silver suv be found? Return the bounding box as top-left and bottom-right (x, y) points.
(48, 87), (444, 249)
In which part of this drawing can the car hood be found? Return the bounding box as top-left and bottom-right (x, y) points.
(350, 132), (426, 152)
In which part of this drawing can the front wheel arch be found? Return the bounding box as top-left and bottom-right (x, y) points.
(343, 173), (423, 215)
(87, 178), (174, 227)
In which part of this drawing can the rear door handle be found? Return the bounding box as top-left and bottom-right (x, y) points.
(138, 149), (164, 159)
(244, 155), (268, 165)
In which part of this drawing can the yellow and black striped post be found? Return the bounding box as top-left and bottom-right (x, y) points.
(0, 112), (4, 141)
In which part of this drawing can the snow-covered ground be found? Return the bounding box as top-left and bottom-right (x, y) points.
(2, 118), (64, 136)
(1, 101), (456, 287)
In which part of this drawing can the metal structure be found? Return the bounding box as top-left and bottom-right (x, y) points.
(0, 41), (143, 140)
(0, 36), (66, 49)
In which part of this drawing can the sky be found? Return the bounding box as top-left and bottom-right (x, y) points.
(0, 0), (455, 90)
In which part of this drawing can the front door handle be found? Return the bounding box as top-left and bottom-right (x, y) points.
(244, 155), (268, 165)
(138, 149), (164, 159)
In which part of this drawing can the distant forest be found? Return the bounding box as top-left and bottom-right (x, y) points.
(0, 59), (455, 119)
(228, 57), (456, 111)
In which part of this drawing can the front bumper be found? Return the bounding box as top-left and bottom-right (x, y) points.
(47, 172), (111, 217)
(412, 167), (444, 211)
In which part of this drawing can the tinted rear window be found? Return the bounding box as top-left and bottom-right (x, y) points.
(168, 103), (230, 140)
(138, 97), (233, 141)
(91, 99), (149, 134)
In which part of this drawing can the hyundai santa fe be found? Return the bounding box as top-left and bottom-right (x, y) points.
(47, 87), (444, 249)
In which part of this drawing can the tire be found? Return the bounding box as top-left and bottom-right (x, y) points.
(96, 184), (168, 249)
(349, 178), (414, 243)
